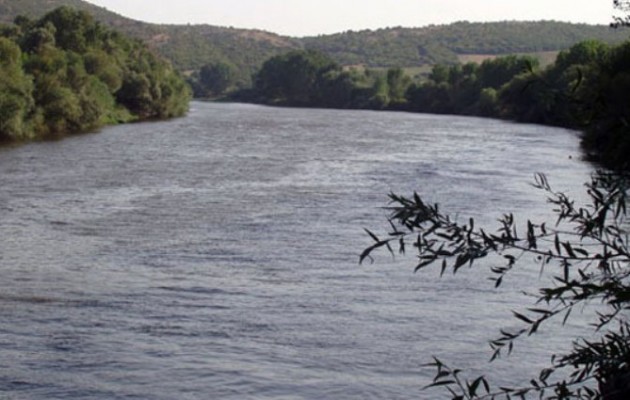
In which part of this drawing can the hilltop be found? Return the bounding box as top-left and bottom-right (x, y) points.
(0, 0), (301, 83)
(304, 21), (630, 66)
(1, 0), (629, 84)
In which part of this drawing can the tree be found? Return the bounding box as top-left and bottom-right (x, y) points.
(579, 41), (630, 170)
(254, 50), (339, 105)
(361, 172), (629, 399)
(0, 37), (33, 140)
(478, 55), (538, 90)
(386, 67), (412, 106)
(196, 61), (238, 97)
(0, 6), (190, 141)
(429, 64), (450, 85)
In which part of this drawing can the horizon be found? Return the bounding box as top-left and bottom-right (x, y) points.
(84, 0), (619, 37)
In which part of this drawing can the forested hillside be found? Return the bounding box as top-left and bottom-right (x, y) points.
(1, 0), (628, 86)
(302, 21), (630, 66)
(0, 0), (301, 85)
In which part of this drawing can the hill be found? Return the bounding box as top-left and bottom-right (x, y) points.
(302, 21), (630, 66)
(0, 0), (301, 83)
(1, 0), (629, 84)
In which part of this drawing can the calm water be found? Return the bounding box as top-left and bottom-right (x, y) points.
(0, 102), (594, 399)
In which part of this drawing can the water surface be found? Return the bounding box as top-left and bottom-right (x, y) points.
(0, 102), (593, 399)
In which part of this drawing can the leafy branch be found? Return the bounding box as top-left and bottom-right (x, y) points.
(361, 172), (630, 399)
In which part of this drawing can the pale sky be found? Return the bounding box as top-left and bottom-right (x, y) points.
(84, 0), (620, 37)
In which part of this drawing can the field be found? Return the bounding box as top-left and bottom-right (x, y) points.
(458, 51), (559, 67)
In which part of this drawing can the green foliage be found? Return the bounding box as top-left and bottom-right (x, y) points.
(189, 61), (239, 98)
(578, 41), (630, 170)
(478, 55), (539, 89)
(490, 40), (630, 170)
(246, 50), (415, 109)
(0, 37), (34, 140)
(377, 38), (628, 169)
(253, 50), (340, 106)
(403, 55), (536, 116)
(0, 6), (190, 142)
(386, 68), (412, 105)
(429, 64), (450, 84)
(1, 1), (627, 91)
(361, 172), (630, 399)
(248, 37), (629, 168)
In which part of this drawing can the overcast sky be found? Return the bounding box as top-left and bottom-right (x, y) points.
(84, 1), (619, 37)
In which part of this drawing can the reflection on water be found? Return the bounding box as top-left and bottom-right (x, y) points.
(0, 102), (592, 399)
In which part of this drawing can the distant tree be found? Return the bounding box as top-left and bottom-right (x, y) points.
(429, 64), (450, 84)
(386, 68), (412, 106)
(312, 69), (363, 108)
(367, 74), (390, 109)
(497, 71), (558, 124)
(254, 50), (339, 105)
(405, 81), (453, 114)
(476, 87), (499, 116)
(196, 61), (238, 97)
(553, 40), (610, 72)
(478, 55), (538, 90)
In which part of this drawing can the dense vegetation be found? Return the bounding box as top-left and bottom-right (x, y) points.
(406, 40), (630, 170)
(235, 50), (409, 109)
(0, 6), (190, 142)
(1, 0), (629, 89)
(243, 36), (630, 171)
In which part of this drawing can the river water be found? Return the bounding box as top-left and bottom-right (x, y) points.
(0, 102), (594, 399)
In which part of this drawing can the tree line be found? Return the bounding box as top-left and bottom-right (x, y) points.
(222, 39), (630, 171)
(0, 6), (190, 143)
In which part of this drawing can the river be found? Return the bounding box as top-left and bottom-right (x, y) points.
(0, 102), (594, 399)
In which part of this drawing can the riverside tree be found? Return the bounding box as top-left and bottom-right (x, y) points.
(0, 6), (190, 142)
(190, 61), (238, 98)
(249, 49), (414, 109)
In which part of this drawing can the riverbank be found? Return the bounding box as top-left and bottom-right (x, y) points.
(0, 7), (190, 144)
(228, 43), (629, 171)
